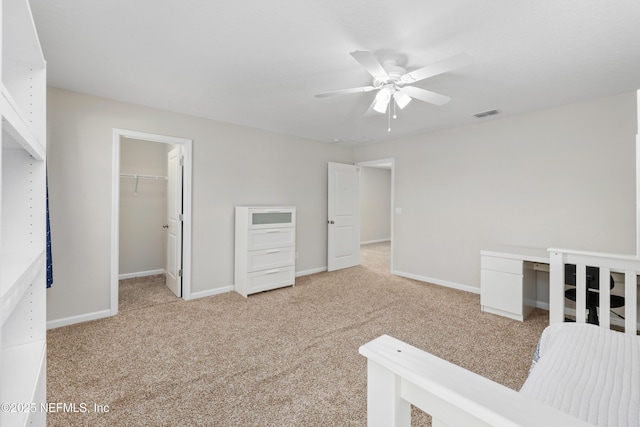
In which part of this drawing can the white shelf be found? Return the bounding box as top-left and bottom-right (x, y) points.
(1, 0), (48, 424)
(0, 339), (46, 426)
(1, 85), (45, 160)
(0, 250), (45, 325)
(2, 0), (46, 152)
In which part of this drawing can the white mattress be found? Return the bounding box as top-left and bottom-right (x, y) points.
(520, 323), (640, 427)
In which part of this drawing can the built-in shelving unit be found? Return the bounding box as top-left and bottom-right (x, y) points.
(1, 0), (47, 425)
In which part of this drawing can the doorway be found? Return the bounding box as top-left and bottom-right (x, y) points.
(326, 159), (395, 273)
(110, 129), (193, 316)
(356, 158), (395, 273)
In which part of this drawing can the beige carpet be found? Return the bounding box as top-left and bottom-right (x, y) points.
(118, 274), (177, 313)
(47, 242), (549, 426)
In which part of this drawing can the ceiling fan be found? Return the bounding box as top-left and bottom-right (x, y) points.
(315, 51), (471, 115)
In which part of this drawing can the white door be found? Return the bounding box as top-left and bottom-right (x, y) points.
(166, 146), (183, 297)
(328, 162), (361, 271)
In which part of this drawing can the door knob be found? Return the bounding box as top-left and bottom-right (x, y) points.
(162, 224), (169, 229)
(327, 220), (335, 224)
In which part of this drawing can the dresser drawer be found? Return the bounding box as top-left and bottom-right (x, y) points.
(248, 228), (295, 250)
(247, 247), (295, 272)
(247, 266), (295, 294)
(481, 255), (522, 274)
(480, 269), (523, 312)
(248, 207), (296, 229)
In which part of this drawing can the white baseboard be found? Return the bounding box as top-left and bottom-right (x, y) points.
(189, 285), (234, 300)
(189, 268), (328, 300)
(296, 267), (327, 277)
(535, 301), (550, 310)
(392, 270), (481, 295)
(47, 309), (112, 330)
(361, 239), (391, 245)
(119, 269), (165, 280)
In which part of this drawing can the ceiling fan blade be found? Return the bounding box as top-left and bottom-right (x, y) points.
(315, 86), (376, 98)
(350, 50), (389, 79)
(403, 86), (451, 106)
(401, 52), (472, 84)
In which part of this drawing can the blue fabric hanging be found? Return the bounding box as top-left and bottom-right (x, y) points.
(46, 173), (53, 288)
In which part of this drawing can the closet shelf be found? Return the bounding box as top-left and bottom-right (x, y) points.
(1, 84), (45, 160)
(0, 249), (45, 325)
(120, 173), (167, 180)
(2, 0), (48, 421)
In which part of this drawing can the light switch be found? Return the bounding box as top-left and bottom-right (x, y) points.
(395, 207), (402, 215)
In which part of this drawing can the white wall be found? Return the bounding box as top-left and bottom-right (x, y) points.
(46, 87), (638, 323)
(360, 167), (391, 244)
(354, 91), (638, 292)
(46, 88), (353, 323)
(119, 138), (168, 276)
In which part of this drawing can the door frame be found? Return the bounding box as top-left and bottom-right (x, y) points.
(355, 158), (395, 272)
(110, 128), (193, 316)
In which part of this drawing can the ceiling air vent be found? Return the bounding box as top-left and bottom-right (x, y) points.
(473, 109), (500, 118)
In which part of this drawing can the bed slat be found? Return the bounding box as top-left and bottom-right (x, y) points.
(549, 248), (640, 335)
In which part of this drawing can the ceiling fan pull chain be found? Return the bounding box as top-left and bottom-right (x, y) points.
(388, 106), (391, 132)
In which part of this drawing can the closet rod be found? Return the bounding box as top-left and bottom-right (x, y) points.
(120, 173), (167, 180)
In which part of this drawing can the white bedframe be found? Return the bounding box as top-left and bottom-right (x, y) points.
(548, 248), (638, 332)
(359, 248), (640, 427)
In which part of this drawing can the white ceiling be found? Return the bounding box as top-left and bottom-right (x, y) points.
(29, 0), (640, 146)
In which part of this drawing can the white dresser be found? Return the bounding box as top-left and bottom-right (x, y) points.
(234, 206), (296, 297)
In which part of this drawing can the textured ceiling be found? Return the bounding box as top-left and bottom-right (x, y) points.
(30, 0), (640, 146)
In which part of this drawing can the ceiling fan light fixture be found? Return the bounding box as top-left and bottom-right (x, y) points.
(373, 100), (389, 114)
(394, 91), (412, 109)
(373, 87), (392, 114)
(315, 50), (470, 124)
